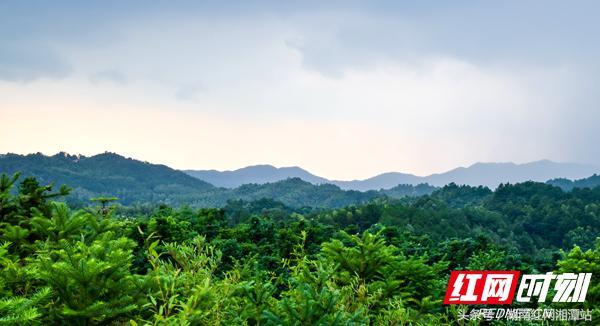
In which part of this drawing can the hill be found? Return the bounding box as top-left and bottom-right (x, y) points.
(217, 178), (380, 208)
(8, 152), (594, 207)
(185, 165), (328, 188)
(424, 160), (598, 188)
(186, 160), (599, 190)
(0, 152), (215, 206)
(547, 174), (600, 191)
(2, 152), (428, 208)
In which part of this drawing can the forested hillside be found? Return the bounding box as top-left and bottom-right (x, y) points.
(0, 153), (434, 208)
(0, 152), (215, 206)
(548, 174), (600, 191)
(1, 173), (598, 324)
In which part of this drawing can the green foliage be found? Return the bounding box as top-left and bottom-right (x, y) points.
(322, 230), (446, 320)
(142, 236), (228, 324)
(0, 152), (214, 207)
(265, 235), (367, 325)
(323, 231), (394, 283)
(0, 242), (51, 325)
(555, 239), (600, 313)
(1, 173), (600, 324)
(36, 235), (139, 324)
(0, 286), (51, 325)
(548, 174), (600, 191)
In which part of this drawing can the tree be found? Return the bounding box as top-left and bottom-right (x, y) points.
(321, 230), (447, 319)
(0, 242), (51, 325)
(555, 238), (600, 318)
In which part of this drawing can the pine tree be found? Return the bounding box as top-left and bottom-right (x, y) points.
(36, 233), (139, 324)
(264, 231), (367, 325)
(321, 229), (447, 320)
(32, 204), (140, 325)
(0, 242), (51, 325)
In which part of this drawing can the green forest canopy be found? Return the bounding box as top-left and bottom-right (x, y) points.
(1, 172), (599, 324)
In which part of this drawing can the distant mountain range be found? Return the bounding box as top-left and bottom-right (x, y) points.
(185, 165), (328, 188)
(186, 160), (599, 190)
(0, 152), (430, 208)
(2, 152), (598, 208)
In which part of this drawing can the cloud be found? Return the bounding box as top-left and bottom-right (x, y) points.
(175, 84), (204, 101)
(1, 1), (600, 176)
(0, 46), (70, 82)
(0, 51), (580, 178)
(89, 69), (128, 84)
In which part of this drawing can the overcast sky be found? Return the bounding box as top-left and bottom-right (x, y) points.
(1, 1), (599, 179)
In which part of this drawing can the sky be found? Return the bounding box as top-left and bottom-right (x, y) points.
(1, 1), (599, 180)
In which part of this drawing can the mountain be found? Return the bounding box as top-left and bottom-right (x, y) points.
(0, 152), (403, 208)
(424, 160), (599, 188)
(379, 183), (438, 198)
(185, 165), (328, 188)
(334, 160), (599, 190)
(186, 160), (599, 190)
(332, 172), (423, 192)
(217, 178), (380, 208)
(4, 152), (596, 207)
(0, 152), (215, 206)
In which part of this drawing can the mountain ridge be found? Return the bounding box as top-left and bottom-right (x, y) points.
(1, 152), (433, 208)
(3, 152), (599, 208)
(186, 159), (599, 190)
(185, 164), (329, 188)
(0, 151), (216, 206)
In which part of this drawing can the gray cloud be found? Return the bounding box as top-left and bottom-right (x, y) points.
(89, 69), (128, 84)
(0, 46), (70, 82)
(175, 84), (204, 101)
(1, 1), (600, 169)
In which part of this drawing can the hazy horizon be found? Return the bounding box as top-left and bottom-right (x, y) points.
(2, 150), (598, 182)
(2, 1), (600, 179)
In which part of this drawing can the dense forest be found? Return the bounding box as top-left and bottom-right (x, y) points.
(548, 174), (600, 191)
(1, 172), (599, 324)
